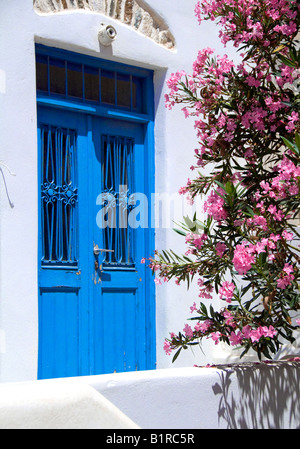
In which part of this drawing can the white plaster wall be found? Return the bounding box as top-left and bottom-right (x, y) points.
(0, 0), (244, 382)
(1, 364), (300, 429)
(0, 378), (140, 429)
(85, 364), (300, 429)
(0, 1), (39, 382)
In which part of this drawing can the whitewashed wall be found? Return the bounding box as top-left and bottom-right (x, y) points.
(1, 364), (300, 429)
(0, 0), (244, 382)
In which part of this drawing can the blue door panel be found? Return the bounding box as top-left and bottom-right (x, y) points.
(38, 102), (154, 379)
(90, 115), (148, 374)
(95, 288), (139, 373)
(38, 106), (90, 379)
(39, 288), (81, 379)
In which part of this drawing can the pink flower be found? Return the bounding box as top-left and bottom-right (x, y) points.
(141, 258), (146, 264)
(223, 310), (236, 327)
(219, 281), (235, 303)
(183, 324), (194, 338)
(249, 329), (261, 343)
(242, 325), (252, 339)
(191, 233), (208, 250)
(286, 111), (299, 133)
(274, 21), (297, 36)
(192, 47), (215, 76)
(283, 263), (294, 275)
(163, 340), (172, 355)
(204, 189), (227, 221)
(216, 242), (227, 257)
(277, 275), (294, 290)
(178, 186), (188, 195)
(197, 278), (214, 299)
(254, 241), (266, 255)
(282, 230), (294, 241)
(268, 204), (277, 215)
(277, 265), (294, 289)
(252, 215), (267, 230)
(182, 107), (190, 118)
(265, 96), (283, 112)
(260, 180), (271, 193)
(190, 302), (198, 313)
(229, 331), (243, 346)
(277, 277), (290, 289)
(233, 243), (255, 275)
(246, 76), (261, 87)
(211, 332), (222, 345)
(244, 325), (277, 343)
(245, 148), (255, 161)
(149, 262), (160, 271)
(195, 320), (212, 333)
(264, 326), (277, 338)
(267, 205), (284, 221)
(251, 327), (263, 343)
(194, 322), (201, 332)
(166, 70), (186, 94)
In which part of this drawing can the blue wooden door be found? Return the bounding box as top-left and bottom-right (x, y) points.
(37, 106), (154, 379)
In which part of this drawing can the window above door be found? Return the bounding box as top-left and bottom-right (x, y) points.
(35, 44), (154, 119)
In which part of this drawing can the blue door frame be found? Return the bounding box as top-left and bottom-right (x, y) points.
(36, 45), (155, 379)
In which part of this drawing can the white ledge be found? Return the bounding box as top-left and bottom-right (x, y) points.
(76, 362), (300, 429)
(0, 379), (139, 429)
(0, 362), (300, 428)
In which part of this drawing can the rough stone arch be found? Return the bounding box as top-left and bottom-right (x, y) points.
(33, 0), (175, 50)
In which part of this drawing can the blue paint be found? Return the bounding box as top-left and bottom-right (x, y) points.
(37, 45), (155, 379)
(40, 124), (78, 266)
(36, 44), (148, 114)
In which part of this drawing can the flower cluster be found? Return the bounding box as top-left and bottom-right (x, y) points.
(150, 0), (300, 362)
(194, 0), (300, 48)
(232, 243), (256, 275)
(219, 281), (235, 303)
(204, 189), (228, 222)
(163, 307), (278, 356)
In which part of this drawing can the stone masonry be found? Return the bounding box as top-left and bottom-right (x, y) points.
(33, 0), (175, 50)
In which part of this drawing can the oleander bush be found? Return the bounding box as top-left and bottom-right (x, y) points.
(146, 0), (300, 361)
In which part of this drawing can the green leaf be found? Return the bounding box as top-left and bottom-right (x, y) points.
(200, 303), (208, 316)
(289, 46), (297, 63)
(183, 215), (196, 232)
(162, 250), (170, 263)
(173, 228), (186, 236)
(277, 54), (296, 68)
(225, 181), (235, 195)
(295, 132), (300, 151)
(244, 206), (255, 217)
(214, 180), (226, 191)
(281, 136), (299, 155)
(172, 347), (182, 363)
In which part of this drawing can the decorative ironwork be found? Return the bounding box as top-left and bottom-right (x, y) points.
(101, 135), (135, 266)
(41, 125), (78, 266)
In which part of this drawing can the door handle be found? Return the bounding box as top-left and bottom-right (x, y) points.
(93, 244), (114, 281)
(93, 244), (114, 256)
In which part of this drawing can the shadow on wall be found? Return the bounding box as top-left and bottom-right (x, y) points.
(212, 361), (300, 429)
